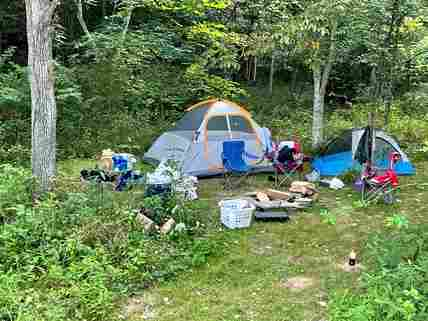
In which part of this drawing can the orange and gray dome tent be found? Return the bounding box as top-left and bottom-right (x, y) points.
(143, 99), (272, 176)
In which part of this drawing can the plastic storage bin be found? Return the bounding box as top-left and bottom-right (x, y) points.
(218, 199), (255, 229)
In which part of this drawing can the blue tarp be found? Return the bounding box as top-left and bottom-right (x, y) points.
(312, 151), (416, 176)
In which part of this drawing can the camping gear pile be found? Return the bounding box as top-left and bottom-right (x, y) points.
(237, 183), (318, 223)
(80, 150), (144, 191)
(145, 159), (198, 200)
(80, 151), (199, 200)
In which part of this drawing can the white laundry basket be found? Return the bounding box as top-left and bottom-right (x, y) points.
(218, 199), (255, 229)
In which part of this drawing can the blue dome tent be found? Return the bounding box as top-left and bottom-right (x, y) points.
(312, 128), (415, 176)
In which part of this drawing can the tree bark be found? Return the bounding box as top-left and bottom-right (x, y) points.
(75, 0), (96, 49)
(253, 55), (257, 81)
(320, 23), (337, 98)
(25, 0), (59, 195)
(312, 65), (323, 148)
(382, 0), (401, 126)
(312, 23), (337, 148)
(268, 50), (275, 95)
(369, 66), (378, 98)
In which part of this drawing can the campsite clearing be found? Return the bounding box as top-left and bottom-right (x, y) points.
(60, 159), (428, 321)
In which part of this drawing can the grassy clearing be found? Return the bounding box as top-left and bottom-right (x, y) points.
(99, 160), (428, 321)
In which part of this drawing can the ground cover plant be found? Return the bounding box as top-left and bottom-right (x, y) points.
(0, 163), (223, 321)
(330, 224), (428, 321)
(120, 161), (428, 321)
(1, 100), (427, 320)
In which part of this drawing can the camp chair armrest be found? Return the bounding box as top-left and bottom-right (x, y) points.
(242, 150), (249, 163)
(221, 153), (232, 170)
(221, 152), (227, 163)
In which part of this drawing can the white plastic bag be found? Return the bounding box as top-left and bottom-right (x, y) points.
(305, 169), (320, 182)
(329, 177), (345, 190)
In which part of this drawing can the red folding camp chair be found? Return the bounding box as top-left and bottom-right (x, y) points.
(360, 152), (401, 204)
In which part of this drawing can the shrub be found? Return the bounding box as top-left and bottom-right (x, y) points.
(0, 164), (221, 320)
(0, 164), (32, 220)
(142, 193), (213, 233)
(340, 169), (360, 184)
(0, 143), (31, 165)
(329, 225), (428, 321)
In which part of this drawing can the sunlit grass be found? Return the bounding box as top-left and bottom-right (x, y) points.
(124, 161), (428, 321)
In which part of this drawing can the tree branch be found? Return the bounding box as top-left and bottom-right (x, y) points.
(48, 0), (60, 21)
(320, 21), (337, 96)
(121, 7), (134, 44)
(74, 0), (96, 49)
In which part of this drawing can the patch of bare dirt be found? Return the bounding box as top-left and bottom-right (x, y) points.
(280, 276), (316, 291)
(287, 255), (305, 265)
(122, 296), (156, 320)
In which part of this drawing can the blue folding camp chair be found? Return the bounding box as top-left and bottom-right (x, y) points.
(222, 140), (252, 189)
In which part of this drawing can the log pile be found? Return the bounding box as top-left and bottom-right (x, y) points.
(245, 182), (318, 211)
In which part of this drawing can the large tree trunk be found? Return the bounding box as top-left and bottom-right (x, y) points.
(25, 0), (59, 195)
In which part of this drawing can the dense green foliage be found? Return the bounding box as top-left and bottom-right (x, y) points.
(1, 0), (428, 163)
(0, 165), (221, 321)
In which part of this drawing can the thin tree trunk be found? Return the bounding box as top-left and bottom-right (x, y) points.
(320, 23), (337, 98)
(121, 8), (133, 43)
(253, 56), (257, 81)
(246, 57), (250, 80)
(101, 0), (106, 18)
(370, 66), (378, 98)
(25, 0), (59, 195)
(291, 67), (298, 94)
(75, 0), (96, 49)
(268, 50), (275, 95)
(312, 65), (323, 148)
(312, 23), (337, 148)
(383, 83), (393, 126)
(383, 0), (401, 126)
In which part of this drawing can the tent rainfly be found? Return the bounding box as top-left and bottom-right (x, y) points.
(312, 128), (415, 176)
(143, 99), (272, 177)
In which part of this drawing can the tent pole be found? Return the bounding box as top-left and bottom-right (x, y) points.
(368, 112), (375, 166)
